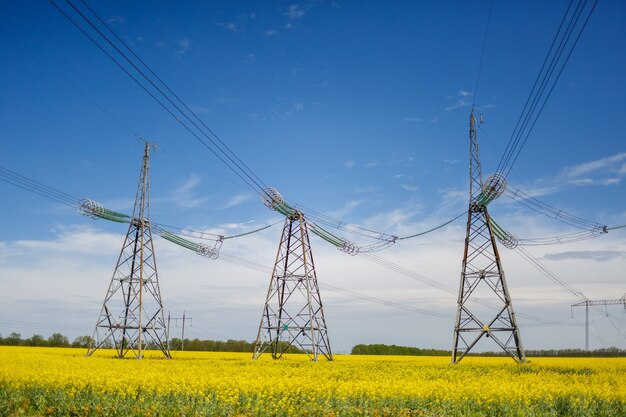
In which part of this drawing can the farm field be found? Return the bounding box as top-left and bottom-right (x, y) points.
(0, 346), (624, 417)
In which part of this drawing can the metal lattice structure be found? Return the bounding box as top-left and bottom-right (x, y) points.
(452, 112), (525, 364)
(253, 210), (332, 361)
(87, 142), (170, 359)
(571, 295), (626, 350)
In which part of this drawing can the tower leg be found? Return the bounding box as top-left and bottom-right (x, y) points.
(452, 112), (525, 364)
(87, 143), (170, 359)
(253, 212), (332, 361)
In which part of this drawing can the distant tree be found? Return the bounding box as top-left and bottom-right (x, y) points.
(48, 333), (70, 347)
(351, 343), (450, 356)
(27, 334), (47, 347)
(72, 335), (94, 348)
(5, 332), (22, 346)
(170, 338), (182, 350)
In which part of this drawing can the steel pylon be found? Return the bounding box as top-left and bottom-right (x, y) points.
(87, 142), (170, 359)
(253, 210), (332, 361)
(451, 112), (525, 364)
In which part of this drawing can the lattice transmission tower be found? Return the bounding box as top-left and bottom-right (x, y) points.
(87, 142), (170, 359)
(452, 112), (525, 364)
(253, 195), (332, 361)
(572, 295), (626, 350)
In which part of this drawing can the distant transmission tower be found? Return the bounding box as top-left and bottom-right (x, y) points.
(253, 199), (332, 361)
(452, 112), (525, 364)
(87, 142), (170, 359)
(571, 295), (626, 350)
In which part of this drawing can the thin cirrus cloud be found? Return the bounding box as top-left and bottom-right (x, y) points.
(222, 194), (253, 209)
(401, 184), (420, 192)
(542, 250), (626, 262)
(326, 200), (363, 219)
(106, 15), (126, 24)
(286, 4), (306, 19)
(553, 151), (626, 189)
(170, 174), (208, 209)
(515, 152), (626, 200)
(560, 152), (626, 179)
(217, 22), (241, 33)
(175, 37), (192, 57)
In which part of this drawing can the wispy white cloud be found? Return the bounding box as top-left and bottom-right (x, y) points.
(175, 37), (192, 57)
(443, 159), (459, 165)
(171, 174), (208, 209)
(445, 90), (474, 112)
(518, 152), (626, 199)
(106, 15), (126, 24)
(560, 152), (626, 179)
(543, 250), (625, 262)
(263, 30), (278, 37)
(363, 203), (424, 231)
(217, 95), (241, 104)
(178, 38), (191, 50)
(190, 105), (209, 114)
(242, 53), (256, 64)
(217, 22), (241, 33)
(327, 200), (363, 219)
(445, 99), (471, 112)
(365, 160), (379, 168)
(222, 194), (253, 209)
(404, 117), (423, 123)
(286, 4), (305, 19)
(401, 184), (420, 192)
(354, 186), (380, 195)
(438, 187), (466, 207)
(343, 161), (355, 169)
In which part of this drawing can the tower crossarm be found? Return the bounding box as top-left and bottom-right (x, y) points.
(572, 298), (626, 307)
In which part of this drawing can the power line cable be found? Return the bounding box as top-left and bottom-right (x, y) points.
(495, 0), (578, 176)
(494, 0), (598, 177)
(49, 0), (267, 197)
(514, 245), (586, 300)
(50, 0), (403, 249)
(75, 0), (270, 194)
(504, 0), (600, 178)
(0, 167), (80, 208)
(472, 0), (493, 107)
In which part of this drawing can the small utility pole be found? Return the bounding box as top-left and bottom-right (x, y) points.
(169, 312), (192, 351)
(572, 295), (626, 350)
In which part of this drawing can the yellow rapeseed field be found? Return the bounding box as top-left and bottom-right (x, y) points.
(0, 346), (624, 416)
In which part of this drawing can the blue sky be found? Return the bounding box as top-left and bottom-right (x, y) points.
(1, 1), (625, 353)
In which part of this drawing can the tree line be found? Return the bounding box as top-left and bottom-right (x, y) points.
(0, 332), (302, 353)
(2, 333), (624, 357)
(0, 332), (92, 348)
(351, 343), (626, 357)
(351, 344), (451, 356)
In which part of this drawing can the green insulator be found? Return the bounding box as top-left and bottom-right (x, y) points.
(160, 231), (199, 251)
(275, 202), (296, 217)
(309, 223), (343, 247)
(96, 213), (130, 223)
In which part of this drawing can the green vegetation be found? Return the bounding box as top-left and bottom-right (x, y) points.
(351, 343), (450, 356)
(350, 343), (626, 357)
